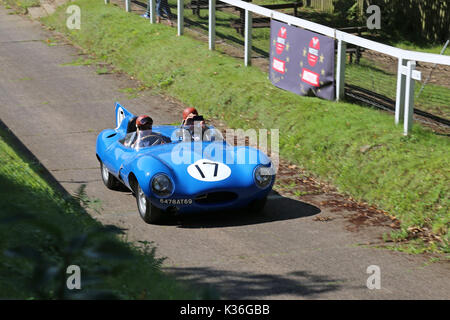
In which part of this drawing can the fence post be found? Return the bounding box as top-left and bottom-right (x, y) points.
(209, 0), (216, 50)
(403, 60), (416, 135)
(177, 0), (184, 36)
(244, 10), (252, 66)
(148, 0), (155, 24)
(336, 38), (346, 101)
(125, 0), (131, 12)
(395, 58), (407, 125)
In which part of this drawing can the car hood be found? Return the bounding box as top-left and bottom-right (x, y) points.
(143, 141), (271, 195)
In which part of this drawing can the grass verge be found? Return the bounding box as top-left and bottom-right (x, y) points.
(0, 124), (209, 299)
(32, 0), (450, 254)
(2, 0), (39, 13)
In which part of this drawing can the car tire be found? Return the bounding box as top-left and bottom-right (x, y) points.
(100, 161), (121, 190)
(136, 184), (163, 224)
(248, 196), (267, 214)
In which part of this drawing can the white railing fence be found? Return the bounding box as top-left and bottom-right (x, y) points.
(111, 0), (450, 135)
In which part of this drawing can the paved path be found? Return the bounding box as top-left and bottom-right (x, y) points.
(0, 7), (448, 299)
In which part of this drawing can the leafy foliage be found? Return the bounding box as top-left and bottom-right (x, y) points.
(367, 0), (449, 43)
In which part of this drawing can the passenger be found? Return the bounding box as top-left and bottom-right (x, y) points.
(181, 107), (199, 126)
(180, 108), (208, 141)
(182, 107), (207, 129)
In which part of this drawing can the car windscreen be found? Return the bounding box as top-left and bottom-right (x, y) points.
(134, 130), (170, 150)
(174, 126), (223, 142)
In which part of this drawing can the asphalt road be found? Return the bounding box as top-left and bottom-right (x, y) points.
(0, 7), (449, 299)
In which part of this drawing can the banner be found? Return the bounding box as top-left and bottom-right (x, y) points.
(269, 20), (335, 100)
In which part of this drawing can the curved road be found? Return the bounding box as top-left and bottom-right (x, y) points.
(0, 7), (449, 299)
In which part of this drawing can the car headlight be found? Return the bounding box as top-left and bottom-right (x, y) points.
(151, 173), (173, 197)
(254, 165), (273, 189)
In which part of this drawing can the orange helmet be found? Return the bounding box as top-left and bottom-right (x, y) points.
(182, 107), (198, 120)
(136, 115), (153, 129)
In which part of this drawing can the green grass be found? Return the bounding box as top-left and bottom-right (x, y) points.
(0, 126), (208, 299)
(392, 41), (450, 56)
(60, 57), (96, 66)
(2, 0), (39, 12)
(41, 0), (450, 255)
(96, 66), (109, 74)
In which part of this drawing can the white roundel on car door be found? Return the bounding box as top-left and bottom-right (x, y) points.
(116, 107), (125, 129)
(187, 159), (231, 182)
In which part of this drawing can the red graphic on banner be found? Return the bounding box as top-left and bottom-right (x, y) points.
(272, 57), (286, 74)
(301, 68), (320, 86)
(275, 27), (287, 54)
(307, 37), (320, 67)
(269, 20), (335, 100)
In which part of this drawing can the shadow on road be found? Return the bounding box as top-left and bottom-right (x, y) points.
(0, 118), (71, 198)
(162, 191), (321, 228)
(0, 117), (130, 238)
(165, 266), (344, 299)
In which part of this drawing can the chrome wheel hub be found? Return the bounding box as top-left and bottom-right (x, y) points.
(138, 187), (147, 213)
(102, 165), (109, 181)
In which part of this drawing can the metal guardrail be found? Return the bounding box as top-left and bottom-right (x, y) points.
(111, 0), (449, 135)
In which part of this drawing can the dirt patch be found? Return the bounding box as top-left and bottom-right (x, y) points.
(317, 195), (399, 232)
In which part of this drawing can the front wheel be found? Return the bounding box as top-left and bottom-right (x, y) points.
(136, 184), (163, 224)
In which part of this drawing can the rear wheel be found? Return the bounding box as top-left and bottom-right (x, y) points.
(136, 184), (163, 224)
(100, 161), (121, 190)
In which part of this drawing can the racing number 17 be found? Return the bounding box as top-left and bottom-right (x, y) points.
(195, 162), (218, 178)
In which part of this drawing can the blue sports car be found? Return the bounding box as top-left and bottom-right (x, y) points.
(96, 103), (275, 224)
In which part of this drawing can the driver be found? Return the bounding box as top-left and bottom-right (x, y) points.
(179, 107), (208, 141)
(132, 115), (170, 149)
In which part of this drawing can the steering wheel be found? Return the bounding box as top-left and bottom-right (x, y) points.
(140, 134), (161, 146)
